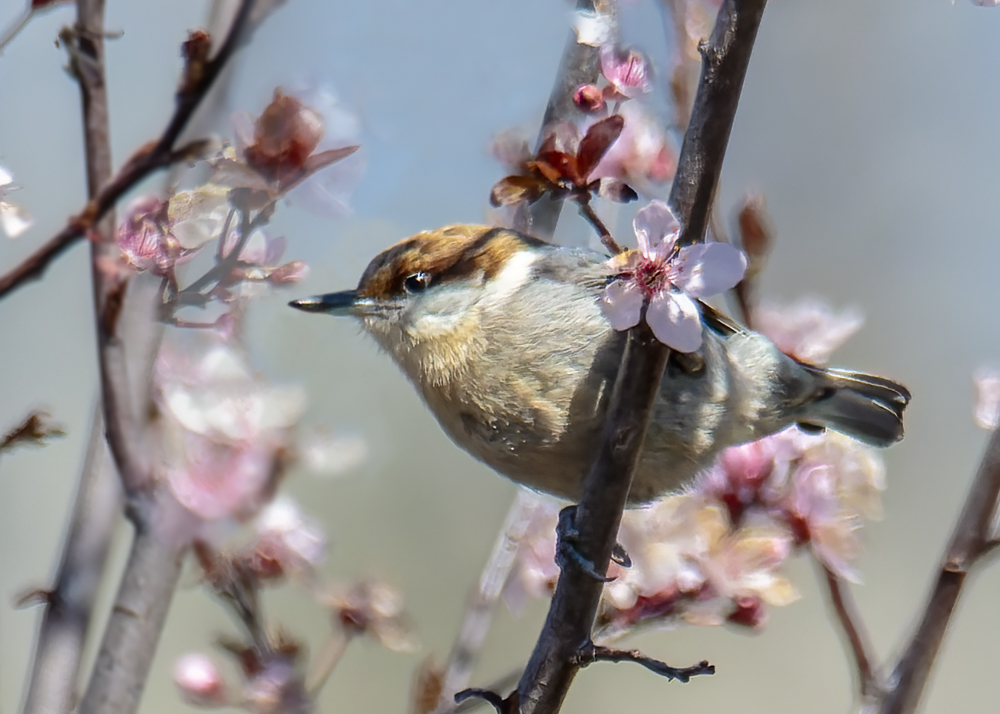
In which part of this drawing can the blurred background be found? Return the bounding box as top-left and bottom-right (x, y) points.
(2, 0), (1000, 711)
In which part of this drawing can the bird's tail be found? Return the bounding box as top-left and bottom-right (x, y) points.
(799, 367), (911, 448)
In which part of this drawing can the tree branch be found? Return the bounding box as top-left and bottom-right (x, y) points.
(511, 0), (766, 710)
(876, 425), (1000, 714)
(21, 407), (122, 714)
(0, 0), (259, 302)
(819, 564), (882, 700)
(77, 510), (188, 714)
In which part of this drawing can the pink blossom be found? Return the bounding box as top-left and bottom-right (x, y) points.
(173, 653), (230, 707)
(116, 196), (212, 276)
(155, 339), (305, 523)
(974, 367), (1000, 430)
(573, 84), (605, 113)
(242, 657), (310, 714)
(501, 497), (562, 615)
(298, 427), (368, 476)
(754, 299), (863, 365)
(600, 45), (653, 99)
(591, 102), (675, 188)
(326, 580), (417, 652)
(601, 496), (796, 634)
(599, 200), (746, 352)
(0, 165), (33, 238)
(166, 433), (279, 522)
(699, 438), (778, 522)
(117, 197), (182, 275)
(249, 496), (326, 578)
(221, 85), (363, 218)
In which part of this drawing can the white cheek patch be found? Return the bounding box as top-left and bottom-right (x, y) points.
(410, 311), (464, 338)
(482, 249), (538, 306)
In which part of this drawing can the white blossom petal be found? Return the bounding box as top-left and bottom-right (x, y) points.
(974, 367), (1000, 430)
(599, 279), (644, 331)
(677, 242), (747, 297)
(633, 200), (679, 258)
(646, 290), (702, 352)
(1, 202), (34, 238)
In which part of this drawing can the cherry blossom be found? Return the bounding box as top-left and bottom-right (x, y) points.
(599, 200), (746, 352)
(173, 653), (230, 707)
(216, 87), (362, 217)
(116, 196), (187, 275)
(239, 650), (310, 714)
(117, 192), (228, 276)
(573, 83), (605, 113)
(501, 497), (562, 615)
(599, 45), (653, 99)
(325, 580), (417, 652)
(0, 165), (32, 238)
(973, 367), (1000, 430)
(754, 299), (864, 365)
(590, 102), (675, 189)
(155, 337), (305, 524)
(249, 496), (327, 579)
(600, 495), (796, 635)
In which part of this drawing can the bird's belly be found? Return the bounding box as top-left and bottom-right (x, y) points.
(423, 338), (739, 505)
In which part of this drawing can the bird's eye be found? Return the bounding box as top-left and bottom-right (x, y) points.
(403, 272), (431, 294)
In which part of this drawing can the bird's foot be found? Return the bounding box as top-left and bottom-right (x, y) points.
(555, 506), (630, 581)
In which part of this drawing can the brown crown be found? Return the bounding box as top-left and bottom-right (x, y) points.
(355, 225), (548, 300)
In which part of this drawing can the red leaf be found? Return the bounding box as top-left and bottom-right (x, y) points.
(577, 115), (625, 180)
(489, 175), (547, 207)
(529, 155), (573, 185)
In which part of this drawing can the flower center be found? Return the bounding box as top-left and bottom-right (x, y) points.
(633, 255), (679, 298)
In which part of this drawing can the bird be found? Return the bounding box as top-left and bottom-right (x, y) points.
(290, 224), (909, 505)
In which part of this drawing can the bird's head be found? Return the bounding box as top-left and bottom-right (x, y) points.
(290, 224), (548, 385)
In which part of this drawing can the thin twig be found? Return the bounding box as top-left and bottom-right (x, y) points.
(21, 407), (122, 714)
(517, 0), (613, 239)
(432, 491), (543, 713)
(876, 426), (1000, 714)
(513, 0), (767, 711)
(576, 199), (622, 254)
(306, 633), (354, 694)
(573, 643), (715, 683)
(819, 564), (881, 700)
(0, 0), (259, 301)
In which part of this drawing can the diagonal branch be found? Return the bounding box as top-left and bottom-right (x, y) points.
(0, 0), (259, 302)
(511, 2), (766, 711)
(876, 425), (1000, 714)
(819, 564), (882, 701)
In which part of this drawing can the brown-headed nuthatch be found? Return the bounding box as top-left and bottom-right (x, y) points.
(290, 224), (908, 504)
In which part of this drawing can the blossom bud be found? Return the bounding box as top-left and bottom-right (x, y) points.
(573, 84), (605, 113)
(173, 653), (230, 707)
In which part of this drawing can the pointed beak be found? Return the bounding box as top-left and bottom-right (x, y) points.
(289, 290), (360, 316)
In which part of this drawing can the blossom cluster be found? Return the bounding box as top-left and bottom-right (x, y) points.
(488, 40), (673, 220)
(112, 88), (359, 331)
